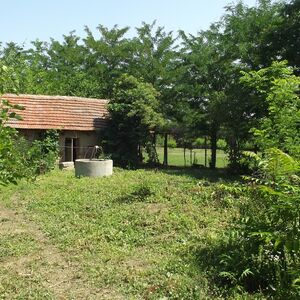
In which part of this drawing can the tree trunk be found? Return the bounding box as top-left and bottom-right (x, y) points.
(228, 137), (240, 171)
(138, 144), (143, 164)
(204, 136), (208, 167)
(145, 133), (159, 165)
(163, 133), (168, 166)
(210, 126), (218, 169)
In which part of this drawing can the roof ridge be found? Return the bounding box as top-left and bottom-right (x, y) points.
(2, 94), (109, 102)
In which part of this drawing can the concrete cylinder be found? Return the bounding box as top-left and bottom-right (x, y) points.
(75, 159), (113, 177)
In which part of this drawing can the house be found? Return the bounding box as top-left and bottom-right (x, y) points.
(4, 94), (109, 162)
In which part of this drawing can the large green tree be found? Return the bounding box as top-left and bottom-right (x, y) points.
(104, 74), (163, 167)
(261, 0), (300, 72)
(84, 25), (134, 98)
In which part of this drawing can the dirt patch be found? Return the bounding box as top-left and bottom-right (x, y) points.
(0, 203), (124, 299)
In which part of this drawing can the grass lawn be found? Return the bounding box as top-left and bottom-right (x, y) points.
(155, 147), (228, 168)
(0, 167), (242, 299)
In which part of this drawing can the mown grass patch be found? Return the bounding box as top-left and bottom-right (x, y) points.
(0, 167), (243, 299)
(155, 147), (228, 168)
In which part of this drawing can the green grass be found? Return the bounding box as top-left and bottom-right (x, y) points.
(0, 168), (249, 299)
(0, 234), (39, 260)
(155, 147), (228, 168)
(0, 269), (54, 300)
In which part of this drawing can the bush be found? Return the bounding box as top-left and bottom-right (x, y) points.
(192, 137), (226, 150)
(217, 139), (227, 150)
(0, 98), (24, 184)
(216, 149), (300, 298)
(193, 137), (205, 148)
(167, 136), (177, 148)
(0, 96), (58, 184)
(21, 131), (59, 178)
(0, 66), (59, 184)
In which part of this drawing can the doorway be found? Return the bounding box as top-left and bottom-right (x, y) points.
(65, 138), (79, 162)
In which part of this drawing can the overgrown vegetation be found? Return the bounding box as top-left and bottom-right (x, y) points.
(0, 65), (59, 184)
(202, 60), (300, 298)
(0, 0), (299, 298)
(201, 150), (300, 298)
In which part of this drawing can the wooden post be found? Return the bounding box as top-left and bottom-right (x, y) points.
(163, 133), (168, 166)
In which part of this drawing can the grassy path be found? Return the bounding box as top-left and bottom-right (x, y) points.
(0, 201), (121, 299)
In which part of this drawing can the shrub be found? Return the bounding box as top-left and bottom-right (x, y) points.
(156, 134), (177, 148)
(217, 149), (300, 298)
(167, 136), (177, 148)
(0, 98), (24, 184)
(21, 130), (59, 178)
(0, 96), (59, 184)
(192, 137), (205, 148)
(217, 139), (227, 150)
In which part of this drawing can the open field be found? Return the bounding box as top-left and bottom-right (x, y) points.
(0, 168), (243, 299)
(156, 147), (228, 168)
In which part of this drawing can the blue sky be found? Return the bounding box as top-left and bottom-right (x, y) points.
(1, 0), (258, 46)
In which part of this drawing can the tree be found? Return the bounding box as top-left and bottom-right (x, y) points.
(45, 32), (96, 96)
(261, 0), (300, 72)
(221, 0), (284, 69)
(178, 26), (233, 168)
(84, 25), (134, 98)
(130, 22), (179, 165)
(241, 61), (300, 158)
(103, 74), (163, 167)
(177, 0), (286, 170)
(217, 61), (300, 297)
(23, 40), (51, 95)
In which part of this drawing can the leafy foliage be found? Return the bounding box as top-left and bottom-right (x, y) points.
(0, 65), (59, 184)
(104, 74), (163, 167)
(215, 149), (300, 298)
(0, 98), (24, 184)
(241, 61), (300, 159)
(0, 65), (24, 184)
(20, 130), (59, 178)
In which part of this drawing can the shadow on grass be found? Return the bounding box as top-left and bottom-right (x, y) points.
(143, 164), (241, 183)
(193, 237), (272, 298)
(115, 183), (154, 204)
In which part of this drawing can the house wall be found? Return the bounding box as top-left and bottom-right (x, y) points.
(17, 129), (102, 162)
(59, 130), (101, 161)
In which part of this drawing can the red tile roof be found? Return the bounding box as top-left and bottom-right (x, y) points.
(3, 94), (109, 131)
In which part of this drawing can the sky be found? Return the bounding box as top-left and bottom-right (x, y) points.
(1, 0), (258, 46)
